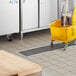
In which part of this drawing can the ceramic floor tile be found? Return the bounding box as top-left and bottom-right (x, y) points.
(0, 30), (76, 76)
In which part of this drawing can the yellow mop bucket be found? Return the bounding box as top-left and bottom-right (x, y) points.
(48, 0), (76, 49)
(49, 20), (76, 44)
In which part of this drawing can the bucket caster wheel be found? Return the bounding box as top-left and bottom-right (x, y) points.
(50, 40), (54, 48)
(73, 40), (76, 45)
(51, 42), (53, 48)
(7, 35), (13, 41)
(63, 43), (69, 50)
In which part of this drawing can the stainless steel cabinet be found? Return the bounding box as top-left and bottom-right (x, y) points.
(0, 0), (19, 36)
(20, 0), (57, 39)
(40, 0), (57, 27)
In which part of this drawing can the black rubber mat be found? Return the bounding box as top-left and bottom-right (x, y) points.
(19, 41), (75, 56)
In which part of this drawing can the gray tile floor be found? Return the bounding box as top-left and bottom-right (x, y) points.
(26, 46), (76, 76)
(0, 29), (76, 76)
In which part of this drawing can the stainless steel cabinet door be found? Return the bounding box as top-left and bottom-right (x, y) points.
(40, 0), (57, 27)
(0, 0), (19, 35)
(23, 0), (38, 30)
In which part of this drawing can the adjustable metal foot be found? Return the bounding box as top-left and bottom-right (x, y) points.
(20, 32), (23, 40)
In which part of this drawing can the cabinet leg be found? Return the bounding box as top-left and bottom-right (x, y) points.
(20, 33), (23, 40)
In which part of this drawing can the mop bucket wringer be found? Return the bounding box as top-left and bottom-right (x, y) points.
(49, 20), (76, 46)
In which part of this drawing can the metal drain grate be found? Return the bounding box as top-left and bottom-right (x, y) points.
(19, 41), (74, 56)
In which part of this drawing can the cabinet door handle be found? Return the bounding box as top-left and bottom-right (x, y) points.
(10, 0), (19, 4)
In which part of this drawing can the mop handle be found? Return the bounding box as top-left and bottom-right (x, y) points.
(64, 0), (68, 27)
